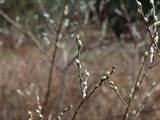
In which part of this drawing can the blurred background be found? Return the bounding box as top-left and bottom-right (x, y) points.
(0, 0), (160, 120)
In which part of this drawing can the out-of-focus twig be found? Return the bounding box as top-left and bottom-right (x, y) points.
(119, 0), (141, 42)
(36, 0), (58, 33)
(43, 0), (68, 110)
(0, 9), (46, 52)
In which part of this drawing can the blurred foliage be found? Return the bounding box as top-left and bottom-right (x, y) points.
(0, 0), (159, 37)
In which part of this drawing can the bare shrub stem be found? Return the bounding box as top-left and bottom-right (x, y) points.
(72, 65), (126, 120)
(0, 9), (45, 53)
(43, 0), (68, 109)
(71, 73), (110, 120)
(122, 54), (147, 120)
(122, 0), (159, 119)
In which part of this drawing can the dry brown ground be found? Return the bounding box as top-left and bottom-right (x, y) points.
(0, 40), (160, 120)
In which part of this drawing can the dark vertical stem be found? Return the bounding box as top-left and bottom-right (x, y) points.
(43, 0), (68, 109)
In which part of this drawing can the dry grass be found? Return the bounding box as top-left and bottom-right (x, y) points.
(0, 1), (159, 119)
(0, 39), (160, 120)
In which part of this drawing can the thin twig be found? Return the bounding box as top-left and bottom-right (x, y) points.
(43, 0), (68, 109)
(122, 0), (160, 119)
(135, 0), (159, 52)
(72, 66), (124, 120)
(36, 0), (58, 33)
(0, 9), (46, 53)
(56, 41), (122, 115)
(122, 53), (147, 120)
(71, 74), (108, 120)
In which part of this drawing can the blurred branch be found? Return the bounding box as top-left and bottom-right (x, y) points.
(0, 9), (46, 52)
(36, 0), (58, 32)
(43, 0), (68, 111)
(118, 0), (141, 42)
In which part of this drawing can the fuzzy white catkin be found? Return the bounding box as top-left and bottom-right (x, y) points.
(28, 111), (33, 120)
(82, 69), (90, 99)
(82, 81), (87, 99)
(64, 5), (69, 16)
(76, 58), (80, 64)
(85, 69), (90, 77)
(150, 46), (154, 64)
(43, 13), (50, 18)
(154, 30), (159, 42)
(136, 0), (142, 7)
(150, 0), (154, 4)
